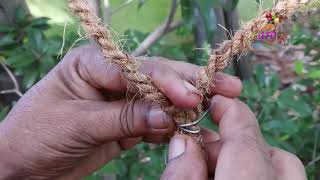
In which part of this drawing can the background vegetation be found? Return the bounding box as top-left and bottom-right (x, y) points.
(0, 0), (319, 179)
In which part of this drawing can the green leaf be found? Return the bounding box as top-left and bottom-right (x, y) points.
(83, 174), (98, 180)
(265, 74), (280, 96)
(241, 80), (260, 99)
(23, 70), (39, 89)
(224, 0), (240, 11)
(294, 60), (304, 74)
(6, 52), (34, 68)
(0, 34), (16, 47)
(28, 30), (45, 52)
(0, 24), (14, 33)
(0, 106), (9, 121)
(278, 89), (312, 117)
(307, 69), (320, 79)
(43, 38), (61, 56)
(180, 0), (193, 29)
(15, 7), (29, 25)
(255, 64), (266, 88)
(39, 55), (56, 77)
(262, 120), (299, 135)
(30, 17), (50, 29)
(97, 161), (118, 174)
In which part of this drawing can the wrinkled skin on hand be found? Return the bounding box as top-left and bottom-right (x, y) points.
(162, 95), (307, 180)
(0, 44), (306, 180)
(0, 44), (242, 179)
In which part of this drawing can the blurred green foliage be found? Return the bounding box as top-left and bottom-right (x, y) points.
(0, 1), (319, 180)
(0, 7), (78, 89)
(242, 65), (319, 179)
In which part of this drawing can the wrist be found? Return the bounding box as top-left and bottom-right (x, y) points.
(0, 124), (27, 179)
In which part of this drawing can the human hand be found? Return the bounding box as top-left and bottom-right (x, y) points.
(162, 95), (307, 180)
(0, 45), (242, 179)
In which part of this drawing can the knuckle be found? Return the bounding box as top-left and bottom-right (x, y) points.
(281, 149), (305, 167)
(271, 148), (306, 175)
(236, 132), (270, 156)
(119, 102), (134, 137)
(142, 59), (172, 79)
(118, 100), (149, 137)
(62, 44), (100, 64)
(234, 99), (252, 114)
(222, 99), (246, 118)
(224, 99), (263, 144)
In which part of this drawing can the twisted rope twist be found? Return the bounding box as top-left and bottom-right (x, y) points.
(68, 0), (311, 139)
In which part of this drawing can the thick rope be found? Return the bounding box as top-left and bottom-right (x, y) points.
(68, 0), (312, 139)
(68, 0), (202, 137)
(196, 0), (312, 95)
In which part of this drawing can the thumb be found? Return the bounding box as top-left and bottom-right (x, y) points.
(69, 99), (175, 142)
(161, 135), (208, 180)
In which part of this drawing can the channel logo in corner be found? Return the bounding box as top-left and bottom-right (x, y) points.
(251, 11), (291, 45)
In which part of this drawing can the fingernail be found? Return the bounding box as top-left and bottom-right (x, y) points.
(147, 106), (170, 129)
(183, 81), (202, 97)
(168, 136), (186, 160)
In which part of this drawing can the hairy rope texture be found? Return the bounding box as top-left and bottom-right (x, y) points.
(197, 0), (312, 95)
(68, 0), (312, 139)
(68, 0), (202, 138)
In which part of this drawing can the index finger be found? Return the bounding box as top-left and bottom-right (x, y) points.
(154, 57), (242, 98)
(209, 95), (273, 180)
(62, 45), (242, 108)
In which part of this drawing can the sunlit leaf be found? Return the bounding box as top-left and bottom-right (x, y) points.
(294, 60), (304, 74)
(307, 69), (320, 79)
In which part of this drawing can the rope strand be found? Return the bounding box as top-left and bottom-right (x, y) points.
(68, 0), (312, 139)
(68, 0), (203, 137)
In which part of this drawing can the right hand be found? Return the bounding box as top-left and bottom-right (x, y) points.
(162, 95), (307, 180)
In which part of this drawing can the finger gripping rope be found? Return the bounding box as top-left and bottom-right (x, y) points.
(68, 0), (312, 140)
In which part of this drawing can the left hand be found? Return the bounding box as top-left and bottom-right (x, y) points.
(0, 44), (242, 179)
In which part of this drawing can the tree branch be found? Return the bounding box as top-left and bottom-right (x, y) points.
(131, 0), (180, 57)
(131, 20), (182, 57)
(0, 63), (23, 97)
(163, 0), (178, 32)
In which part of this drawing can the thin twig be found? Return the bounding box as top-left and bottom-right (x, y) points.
(131, 20), (183, 57)
(131, 0), (180, 56)
(307, 155), (320, 167)
(0, 63), (23, 97)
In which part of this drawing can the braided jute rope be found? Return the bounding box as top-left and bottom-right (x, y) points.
(68, 0), (312, 139)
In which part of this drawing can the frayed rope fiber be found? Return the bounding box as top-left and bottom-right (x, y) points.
(68, 0), (313, 140)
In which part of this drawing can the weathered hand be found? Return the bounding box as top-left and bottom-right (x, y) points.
(205, 96), (307, 180)
(162, 95), (307, 180)
(0, 45), (242, 179)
